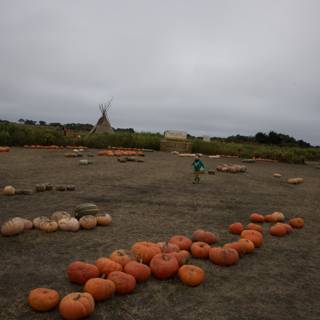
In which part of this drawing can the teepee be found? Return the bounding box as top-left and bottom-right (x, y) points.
(89, 99), (114, 134)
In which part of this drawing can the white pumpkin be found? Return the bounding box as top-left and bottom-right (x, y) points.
(58, 218), (80, 232)
(33, 216), (50, 229)
(3, 185), (15, 196)
(51, 211), (71, 222)
(1, 219), (24, 236)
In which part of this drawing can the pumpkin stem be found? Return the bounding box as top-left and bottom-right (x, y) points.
(101, 273), (106, 279)
(73, 293), (81, 301)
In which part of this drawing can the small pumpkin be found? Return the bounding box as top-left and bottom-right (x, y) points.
(223, 242), (246, 258)
(3, 185), (15, 196)
(96, 213), (112, 226)
(39, 220), (58, 233)
(246, 223), (263, 234)
(51, 211), (71, 222)
(35, 184), (47, 192)
(287, 177), (304, 185)
(157, 242), (180, 253)
(250, 213), (265, 223)
(168, 250), (191, 266)
(228, 222), (244, 235)
(150, 253), (179, 280)
(79, 215), (97, 230)
(240, 230), (263, 248)
(131, 241), (161, 264)
(178, 265), (205, 287)
(28, 288), (60, 312)
(110, 249), (135, 267)
(209, 247), (239, 266)
(124, 261), (151, 283)
(67, 261), (100, 285)
(108, 271), (136, 294)
(58, 218), (80, 232)
(289, 217), (304, 229)
(190, 242), (210, 259)
(1, 218), (25, 236)
(271, 211), (285, 222)
(59, 292), (95, 320)
(269, 224), (288, 237)
(238, 239), (255, 253)
(191, 229), (217, 244)
(168, 235), (192, 250)
(95, 258), (123, 275)
(264, 214), (277, 223)
(83, 278), (115, 301)
(33, 216), (50, 229)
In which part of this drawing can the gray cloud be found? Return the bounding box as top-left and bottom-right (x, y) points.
(1, 0), (319, 144)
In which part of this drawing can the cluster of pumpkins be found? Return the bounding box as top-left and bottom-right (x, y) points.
(27, 213), (304, 319)
(216, 164), (247, 173)
(24, 145), (88, 150)
(97, 150), (145, 157)
(1, 203), (112, 236)
(2, 184), (76, 196)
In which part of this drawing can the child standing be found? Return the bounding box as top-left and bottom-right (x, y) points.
(192, 155), (205, 184)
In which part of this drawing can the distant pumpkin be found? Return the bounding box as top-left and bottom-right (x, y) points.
(289, 217), (304, 229)
(28, 288), (60, 312)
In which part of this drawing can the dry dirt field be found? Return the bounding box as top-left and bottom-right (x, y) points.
(0, 148), (319, 320)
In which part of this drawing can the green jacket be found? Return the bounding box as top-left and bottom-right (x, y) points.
(192, 159), (205, 172)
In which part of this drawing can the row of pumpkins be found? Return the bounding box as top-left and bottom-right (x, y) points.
(27, 212), (304, 319)
(97, 150), (145, 157)
(216, 164), (247, 173)
(3, 184), (76, 196)
(23, 145), (88, 150)
(1, 203), (112, 236)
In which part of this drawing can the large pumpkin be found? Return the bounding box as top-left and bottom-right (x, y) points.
(209, 247), (239, 266)
(1, 218), (25, 236)
(59, 292), (95, 320)
(83, 278), (115, 301)
(67, 261), (100, 285)
(74, 203), (99, 219)
(191, 229), (217, 244)
(168, 235), (192, 250)
(190, 242), (210, 259)
(28, 288), (60, 312)
(289, 217), (304, 229)
(178, 265), (205, 287)
(250, 213), (265, 223)
(223, 242), (246, 258)
(131, 241), (161, 264)
(108, 271), (136, 294)
(79, 215), (97, 230)
(3, 185), (15, 196)
(228, 222), (244, 235)
(246, 223), (263, 234)
(150, 253), (179, 280)
(124, 261), (151, 283)
(58, 218), (80, 232)
(110, 249), (135, 267)
(240, 230), (263, 248)
(95, 258), (123, 275)
(96, 213), (112, 226)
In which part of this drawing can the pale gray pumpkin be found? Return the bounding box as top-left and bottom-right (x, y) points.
(58, 218), (80, 232)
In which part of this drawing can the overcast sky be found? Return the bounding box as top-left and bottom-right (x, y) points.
(0, 0), (319, 144)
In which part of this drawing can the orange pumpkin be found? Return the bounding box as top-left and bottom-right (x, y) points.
(168, 235), (192, 250)
(223, 242), (246, 258)
(124, 261), (151, 282)
(96, 213), (112, 226)
(228, 222), (244, 235)
(289, 217), (304, 229)
(95, 258), (123, 275)
(131, 241), (161, 264)
(269, 224), (288, 237)
(67, 261), (100, 285)
(110, 249), (135, 267)
(178, 265), (205, 287)
(150, 253), (179, 279)
(59, 292), (95, 320)
(240, 230), (263, 248)
(28, 288), (60, 312)
(250, 213), (265, 223)
(190, 242), (210, 259)
(246, 223), (264, 234)
(238, 239), (255, 253)
(191, 229), (217, 244)
(168, 250), (191, 266)
(79, 215), (97, 230)
(264, 214), (277, 223)
(83, 278), (115, 301)
(108, 271), (136, 294)
(209, 247), (239, 266)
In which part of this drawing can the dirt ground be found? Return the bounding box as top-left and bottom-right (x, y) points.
(0, 148), (319, 320)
